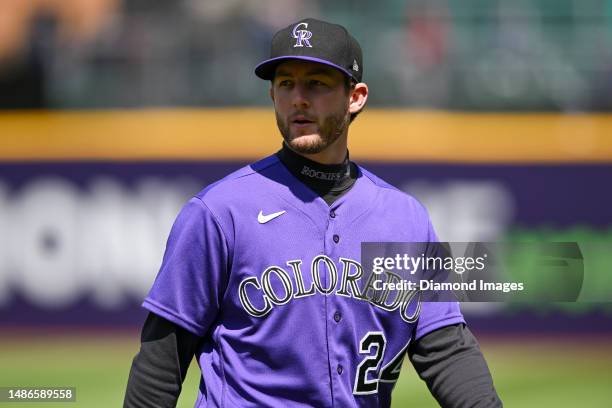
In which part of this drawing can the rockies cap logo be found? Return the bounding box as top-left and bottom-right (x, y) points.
(292, 22), (312, 48)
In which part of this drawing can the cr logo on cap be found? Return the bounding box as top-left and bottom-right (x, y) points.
(292, 22), (312, 48)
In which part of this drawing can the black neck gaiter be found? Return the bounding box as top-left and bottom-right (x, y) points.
(276, 143), (358, 206)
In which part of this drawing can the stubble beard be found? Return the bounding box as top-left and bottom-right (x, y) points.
(276, 109), (350, 155)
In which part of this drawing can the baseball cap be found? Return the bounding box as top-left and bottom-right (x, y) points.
(255, 18), (363, 83)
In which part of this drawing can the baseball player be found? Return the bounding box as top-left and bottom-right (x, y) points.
(124, 18), (501, 408)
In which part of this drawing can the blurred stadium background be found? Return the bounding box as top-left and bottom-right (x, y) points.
(1, 0), (611, 407)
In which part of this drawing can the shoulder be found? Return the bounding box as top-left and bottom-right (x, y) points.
(187, 153), (293, 226)
(356, 164), (436, 240)
(357, 164), (429, 216)
(173, 154), (285, 244)
(194, 154), (283, 204)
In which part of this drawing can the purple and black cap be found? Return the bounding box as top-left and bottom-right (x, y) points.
(255, 18), (363, 83)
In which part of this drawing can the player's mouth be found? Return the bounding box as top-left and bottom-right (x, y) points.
(291, 115), (316, 128)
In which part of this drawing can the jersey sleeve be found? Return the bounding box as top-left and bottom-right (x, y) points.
(143, 197), (229, 337)
(414, 219), (465, 341)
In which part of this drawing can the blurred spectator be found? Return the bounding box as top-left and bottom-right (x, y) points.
(393, 1), (451, 106)
(0, 13), (54, 108)
(0, 0), (119, 108)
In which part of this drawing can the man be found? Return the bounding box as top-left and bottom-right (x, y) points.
(124, 18), (501, 407)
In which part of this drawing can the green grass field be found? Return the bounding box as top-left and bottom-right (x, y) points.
(0, 333), (610, 407)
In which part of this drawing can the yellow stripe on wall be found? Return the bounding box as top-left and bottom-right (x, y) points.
(1, 109), (611, 162)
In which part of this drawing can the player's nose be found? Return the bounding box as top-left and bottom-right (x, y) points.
(291, 83), (311, 109)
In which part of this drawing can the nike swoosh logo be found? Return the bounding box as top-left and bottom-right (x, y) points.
(258, 210), (286, 224)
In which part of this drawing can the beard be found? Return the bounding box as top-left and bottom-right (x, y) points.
(276, 108), (350, 155)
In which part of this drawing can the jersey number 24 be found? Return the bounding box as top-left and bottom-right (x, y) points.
(353, 331), (410, 395)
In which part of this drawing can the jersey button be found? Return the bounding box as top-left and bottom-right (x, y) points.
(333, 234), (340, 243)
(337, 365), (343, 375)
(329, 210), (336, 218)
(334, 311), (342, 322)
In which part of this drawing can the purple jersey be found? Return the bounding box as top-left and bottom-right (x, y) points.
(144, 154), (464, 407)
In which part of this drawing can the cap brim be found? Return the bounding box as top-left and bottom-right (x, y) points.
(255, 56), (355, 81)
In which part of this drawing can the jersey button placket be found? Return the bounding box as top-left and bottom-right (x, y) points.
(326, 207), (343, 402)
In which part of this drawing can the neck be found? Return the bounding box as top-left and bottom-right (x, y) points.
(292, 133), (348, 165)
(276, 143), (357, 206)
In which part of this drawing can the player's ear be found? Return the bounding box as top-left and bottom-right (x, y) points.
(349, 83), (368, 115)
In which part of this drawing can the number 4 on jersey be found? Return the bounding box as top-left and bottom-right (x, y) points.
(353, 332), (410, 395)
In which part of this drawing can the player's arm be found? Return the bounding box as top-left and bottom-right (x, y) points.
(408, 323), (502, 407)
(123, 313), (202, 408)
(123, 197), (229, 406)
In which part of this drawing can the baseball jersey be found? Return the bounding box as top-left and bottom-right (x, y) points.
(143, 154), (464, 407)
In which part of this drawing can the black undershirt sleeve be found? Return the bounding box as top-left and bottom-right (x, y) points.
(408, 323), (502, 408)
(123, 313), (202, 408)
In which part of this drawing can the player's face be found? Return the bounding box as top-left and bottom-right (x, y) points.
(270, 61), (352, 156)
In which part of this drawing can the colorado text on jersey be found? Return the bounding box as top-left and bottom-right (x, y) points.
(238, 255), (422, 322)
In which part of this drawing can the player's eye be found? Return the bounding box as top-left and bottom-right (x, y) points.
(309, 80), (327, 87)
(277, 80), (292, 87)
